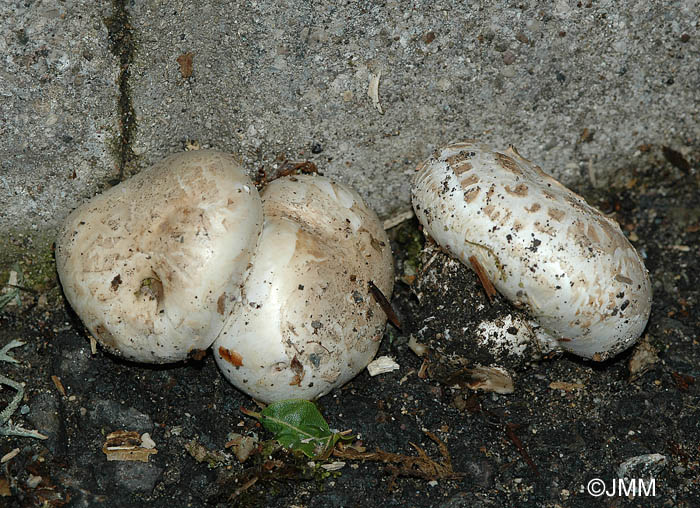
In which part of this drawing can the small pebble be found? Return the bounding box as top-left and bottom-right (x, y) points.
(27, 474), (42, 489)
(617, 453), (667, 479)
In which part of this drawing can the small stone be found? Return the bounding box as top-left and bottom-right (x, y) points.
(141, 432), (156, 449)
(617, 453), (667, 479)
(502, 51), (515, 65)
(26, 474), (42, 489)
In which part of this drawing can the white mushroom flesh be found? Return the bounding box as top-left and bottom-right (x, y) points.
(56, 150), (263, 363)
(214, 175), (394, 402)
(411, 141), (652, 360)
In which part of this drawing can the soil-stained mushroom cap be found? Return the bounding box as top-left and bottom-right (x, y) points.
(56, 150), (263, 363)
(411, 141), (652, 360)
(214, 175), (394, 402)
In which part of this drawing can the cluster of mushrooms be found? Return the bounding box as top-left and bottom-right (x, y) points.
(56, 142), (652, 402)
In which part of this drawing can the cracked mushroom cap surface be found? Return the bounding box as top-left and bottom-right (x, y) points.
(56, 150), (263, 363)
(214, 174), (394, 403)
(411, 141), (652, 360)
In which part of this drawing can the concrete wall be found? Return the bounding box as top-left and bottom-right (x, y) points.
(1, 1), (119, 232)
(1, 0), (698, 267)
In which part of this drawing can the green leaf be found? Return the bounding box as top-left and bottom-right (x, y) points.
(245, 399), (350, 459)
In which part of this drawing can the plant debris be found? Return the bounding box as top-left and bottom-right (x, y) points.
(102, 430), (158, 462)
(456, 394), (539, 477)
(225, 433), (259, 463)
(366, 355), (400, 376)
(276, 160), (319, 178)
(443, 365), (515, 394)
(50, 375), (66, 397)
(505, 422), (540, 477)
(368, 280), (402, 330)
(468, 255), (497, 302)
(627, 336), (660, 381)
(185, 439), (230, 468)
(226, 447), (322, 503)
(176, 52), (194, 78)
(0, 340), (48, 440)
(671, 372), (695, 392)
(333, 430), (464, 490)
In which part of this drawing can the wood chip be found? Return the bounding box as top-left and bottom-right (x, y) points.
(417, 358), (430, 379)
(367, 356), (400, 376)
(51, 375), (66, 397)
(320, 461), (346, 471)
(407, 336), (428, 357)
(1, 448), (20, 464)
(468, 255), (497, 302)
(445, 366), (514, 394)
(102, 430), (158, 462)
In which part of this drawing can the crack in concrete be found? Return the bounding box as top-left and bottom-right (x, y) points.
(105, 0), (136, 182)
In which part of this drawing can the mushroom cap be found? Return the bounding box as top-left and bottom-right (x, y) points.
(411, 141), (652, 360)
(56, 150), (263, 363)
(214, 174), (394, 402)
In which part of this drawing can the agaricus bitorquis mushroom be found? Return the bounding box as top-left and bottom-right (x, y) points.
(56, 150), (263, 363)
(411, 141), (652, 361)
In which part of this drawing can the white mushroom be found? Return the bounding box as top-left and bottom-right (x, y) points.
(56, 150), (263, 363)
(213, 174), (394, 402)
(411, 141), (652, 361)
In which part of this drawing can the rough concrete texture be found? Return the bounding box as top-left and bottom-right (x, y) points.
(1, 1), (699, 246)
(0, 0), (120, 232)
(127, 0), (699, 220)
